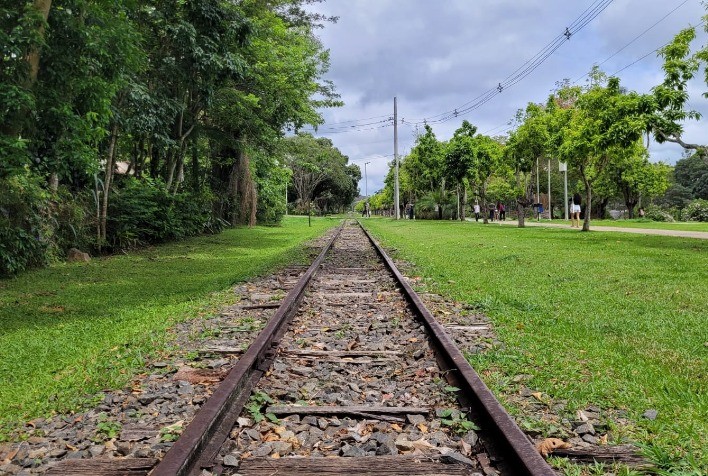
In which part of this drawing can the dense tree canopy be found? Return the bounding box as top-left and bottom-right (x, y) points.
(0, 0), (350, 276)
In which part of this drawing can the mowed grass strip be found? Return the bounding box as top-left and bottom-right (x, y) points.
(585, 219), (708, 233)
(363, 219), (707, 468)
(0, 216), (337, 440)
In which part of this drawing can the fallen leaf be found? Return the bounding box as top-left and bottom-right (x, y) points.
(460, 438), (472, 456)
(417, 423), (428, 433)
(263, 433), (280, 442)
(390, 423), (403, 432)
(531, 392), (544, 402)
(535, 438), (571, 457)
(598, 434), (608, 445)
(271, 453), (280, 459)
(2, 446), (19, 463)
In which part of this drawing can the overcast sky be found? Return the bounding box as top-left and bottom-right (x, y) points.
(302, 0), (708, 196)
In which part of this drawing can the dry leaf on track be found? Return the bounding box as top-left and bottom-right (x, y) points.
(536, 438), (571, 457)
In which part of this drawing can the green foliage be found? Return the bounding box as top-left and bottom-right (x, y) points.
(1, 0), (342, 274)
(107, 178), (221, 249)
(283, 134), (356, 214)
(437, 408), (480, 435)
(246, 391), (278, 423)
(683, 199), (708, 222)
(674, 154), (708, 200)
(159, 421), (183, 443)
(0, 174), (50, 276)
(94, 413), (121, 441)
(644, 205), (676, 222)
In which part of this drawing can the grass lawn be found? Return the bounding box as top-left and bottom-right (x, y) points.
(363, 218), (707, 472)
(0, 216), (337, 440)
(589, 219), (708, 232)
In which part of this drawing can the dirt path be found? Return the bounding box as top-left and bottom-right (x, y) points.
(495, 220), (708, 240)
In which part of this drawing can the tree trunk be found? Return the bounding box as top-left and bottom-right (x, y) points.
(48, 172), (59, 192)
(237, 150), (257, 227)
(191, 141), (199, 193)
(461, 187), (467, 221)
(100, 122), (119, 243)
(27, 0), (52, 85)
(148, 143), (159, 178)
(165, 150), (177, 190)
(228, 161), (239, 226)
(597, 197), (609, 220)
(581, 169), (592, 232)
(516, 171), (525, 228)
(456, 185), (460, 221)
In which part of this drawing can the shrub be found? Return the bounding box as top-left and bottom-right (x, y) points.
(0, 174), (50, 276)
(643, 205), (675, 222)
(683, 199), (708, 222)
(107, 178), (221, 249)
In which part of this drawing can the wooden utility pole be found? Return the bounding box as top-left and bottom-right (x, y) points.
(394, 97), (400, 219)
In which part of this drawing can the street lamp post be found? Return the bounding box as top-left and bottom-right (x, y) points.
(364, 161), (370, 198)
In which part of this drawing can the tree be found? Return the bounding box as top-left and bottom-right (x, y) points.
(282, 134), (353, 224)
(649, 13), (708, 162)
(444, 121), (477, 221)
(403, 124), (446, 219)
(471, 134), (504, 224)
(601, 143), (670, 217)
(674, 153), (708, 199)
(505, 101), (557, 227)
(556, 77), (653, 231)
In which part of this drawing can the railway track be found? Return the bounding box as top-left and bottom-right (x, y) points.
(48, 220), (553, 476)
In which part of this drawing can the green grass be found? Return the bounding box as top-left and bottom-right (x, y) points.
(589, 219), (708, 232)
(0, 216), (337, 439)
(362, 219), (708, 471)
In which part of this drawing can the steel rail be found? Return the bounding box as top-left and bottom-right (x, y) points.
(360, 222), (555, 476)
(151, 223), (344, 476)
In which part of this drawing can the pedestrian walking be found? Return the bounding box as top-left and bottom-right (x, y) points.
(571, 193), (581, 227)
(473, 202), (480, 222)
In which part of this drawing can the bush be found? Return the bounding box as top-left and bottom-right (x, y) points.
(683, 199), (708, 222)
(643, 205), (675, 222)
(0, 174), (50, 277)
(107, 178), (221, 249)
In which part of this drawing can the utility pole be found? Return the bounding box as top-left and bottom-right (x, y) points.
(560, 161), (568, 220)
(364, 161), (370, 198)
(394, 97), (400, 220)
(535, 158), (540, 220)
(547, 158), (551, 220)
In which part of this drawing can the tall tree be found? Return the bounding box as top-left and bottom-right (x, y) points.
(444, 121), (477, 221)
(556, 77), (653, 231)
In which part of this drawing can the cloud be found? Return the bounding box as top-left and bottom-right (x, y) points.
(309, 0), (708, 193)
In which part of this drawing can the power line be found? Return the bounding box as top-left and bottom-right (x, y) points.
(407, 0), (615, 125)
(574, 0), (691, 84)
(612, 18), (706, 75)
(305, 0), (615, 133)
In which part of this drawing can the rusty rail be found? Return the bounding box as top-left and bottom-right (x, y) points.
(360, 222), (555, 476)
(151, 223), (344, 476)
